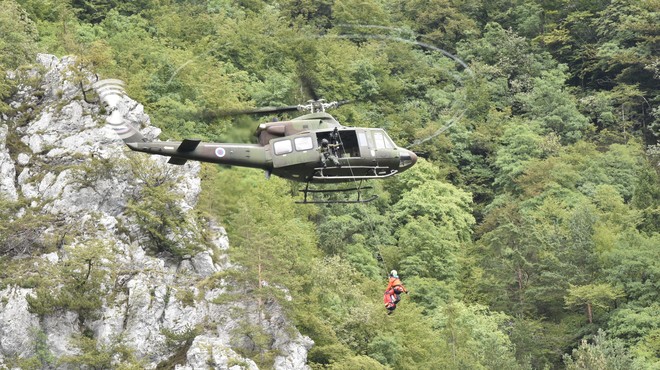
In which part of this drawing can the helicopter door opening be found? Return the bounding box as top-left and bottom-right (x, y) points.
(316, 130), (361, 158)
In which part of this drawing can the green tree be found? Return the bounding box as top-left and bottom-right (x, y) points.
(458, 22), (556, 99)
(518, 67), (590, 143)
(0, 0), (38, 68)
(227, 178), (317, 295)
(565, 284), (623, 324)
(393, 180), (474, 242)
(223, 176), (317, 366)
(393, 0), (480, 48)
(59, 335), (145, 369)
(397, 216), (459, 281)
(630, 162), (660, 234)
(432, 302), (524, 369)
(0, 198), (56, 256)
(492, 119), (546, 193)
(563, 329), (639, 370)
(602, 231), (660, 307)
(0, 0), (38, 111)
(26, 241), (113, 323)
(124, 156), (203, 257)
(278, 0), (334, 29)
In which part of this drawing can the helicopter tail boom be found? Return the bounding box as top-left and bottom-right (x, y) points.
(126, 140), (270, 169)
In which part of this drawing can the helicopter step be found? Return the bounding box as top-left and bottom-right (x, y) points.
(312, 166), (398, 182)
(296, 180), (377, 204)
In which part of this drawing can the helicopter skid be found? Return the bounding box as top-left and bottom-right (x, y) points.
(295, 195), (378, 204)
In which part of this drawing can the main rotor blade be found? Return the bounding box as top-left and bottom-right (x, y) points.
(206, 105), (302, 118)
(300, 73), (319, 101)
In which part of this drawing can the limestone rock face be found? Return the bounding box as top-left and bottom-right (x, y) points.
(0, 55), (312, 369)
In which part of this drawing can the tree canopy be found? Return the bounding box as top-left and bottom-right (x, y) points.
(2, 0), (658, 368)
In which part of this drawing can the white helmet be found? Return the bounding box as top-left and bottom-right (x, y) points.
(390, 270), (398, 278)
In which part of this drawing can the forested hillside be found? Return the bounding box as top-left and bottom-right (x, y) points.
(1, 0), (658, 369)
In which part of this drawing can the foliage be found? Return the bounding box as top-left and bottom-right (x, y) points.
(431, 301), (524, 369)
(59, 335), (146, 370)
(0, 0), (38, 111)
(158, 325), (203, 370)
(26, 240), (112, 323)
(565, 283), (624, 324)
(0, 0), (38, 69)
(563, 329), (639, 370)
(0, 197), (57, 256)
(123, 155), (206, 257)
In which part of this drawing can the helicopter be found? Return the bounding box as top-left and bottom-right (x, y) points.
(93, 79), (418, 204)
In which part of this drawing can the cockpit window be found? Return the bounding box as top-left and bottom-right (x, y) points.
(373, 131), (394, 149)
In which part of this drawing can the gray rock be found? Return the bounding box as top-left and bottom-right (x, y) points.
(176, 335), (259, 370)
(0, 125), (18, 201)
(0, 287), (40, 357)
(191, 251), (217, 277)
(0, 54), (312, 370)
(17, 153), (31, 166)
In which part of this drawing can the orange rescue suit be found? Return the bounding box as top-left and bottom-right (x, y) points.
(386, 277), (407, 293)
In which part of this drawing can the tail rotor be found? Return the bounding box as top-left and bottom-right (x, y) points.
(93, 79), (145, 143)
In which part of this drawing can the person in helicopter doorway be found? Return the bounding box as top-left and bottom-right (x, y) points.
(386, 270), (408, 305)
(318, 138), (341, 168)
(329, 127), (340, 146)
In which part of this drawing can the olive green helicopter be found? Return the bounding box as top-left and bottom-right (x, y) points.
(94, 79), (417, 204)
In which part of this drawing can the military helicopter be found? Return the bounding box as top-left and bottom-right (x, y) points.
(93, 79), (417, 203)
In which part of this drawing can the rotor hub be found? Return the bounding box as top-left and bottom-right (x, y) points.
(298, 99), (340, 113)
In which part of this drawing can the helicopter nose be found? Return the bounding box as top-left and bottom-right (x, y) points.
(399, 149), (418, 168)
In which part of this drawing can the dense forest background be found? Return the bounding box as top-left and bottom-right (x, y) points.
(1, 0), (658, 368)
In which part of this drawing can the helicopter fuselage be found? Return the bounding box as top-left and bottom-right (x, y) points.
(126, 119), (417, 183)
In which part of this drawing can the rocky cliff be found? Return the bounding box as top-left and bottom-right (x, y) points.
(0, 55), (312, 369)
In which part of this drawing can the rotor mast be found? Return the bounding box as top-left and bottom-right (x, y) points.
(298, 99), (340, 113)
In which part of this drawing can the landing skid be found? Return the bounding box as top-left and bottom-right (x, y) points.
(296, 180), (377, 204)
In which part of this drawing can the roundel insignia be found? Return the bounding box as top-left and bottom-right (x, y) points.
(215, 147), (226, 157)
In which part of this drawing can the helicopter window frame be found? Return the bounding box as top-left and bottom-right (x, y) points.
(273, 139), (293, 155)
(383, 131), (396, 148)
(294, 136), (314, 151)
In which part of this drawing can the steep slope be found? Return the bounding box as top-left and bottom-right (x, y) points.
(0, 54), (311, 369)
